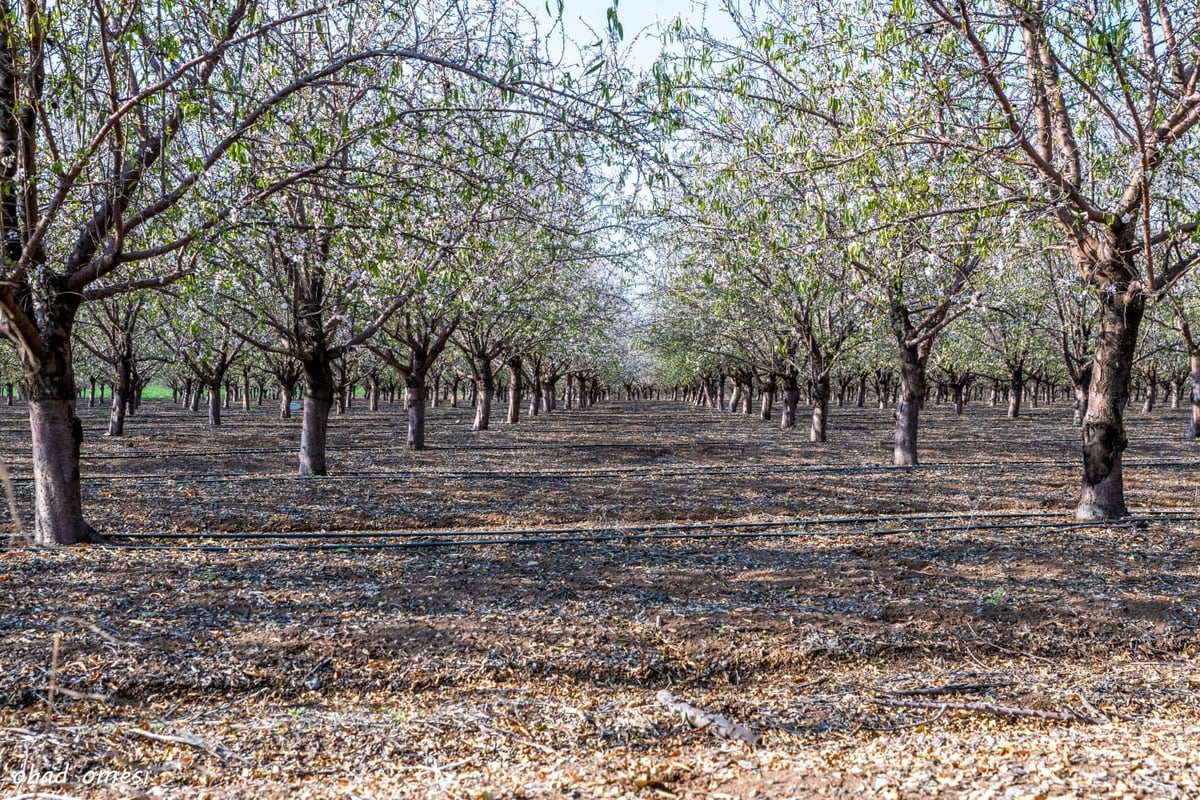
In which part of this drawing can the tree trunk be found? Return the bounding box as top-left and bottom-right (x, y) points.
(782, 388), (801, 431)
(29, 398), (101, 545)
(473, 364), (495, 431)
(279, 383), (294, 419)
(1076, 289), (1143, 520)
(107, 356), (132, 436)
(299, 360), (334, 476)
(1142, 366), (1157, 414)
(810, 375), (830, 443)
(507, 360), (523, 424)
(953, 382), (966, 415)
(894, 351), (925, 466)
(406, 375), (427, 450)
(760, 375), (776, 421)
(1188, 354), (1200, 439)
(207, 383), (222, 427)
(1007, 365), (1023, 419)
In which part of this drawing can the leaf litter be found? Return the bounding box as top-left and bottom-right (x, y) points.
(0, 399), (1197, 797)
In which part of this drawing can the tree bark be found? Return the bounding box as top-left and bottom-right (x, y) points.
(811, 374), (830, 443)
(279, 383), (294, 419)
(473, 364), (495, 431)
(29, 398), (100, 545)
(894, 350), (925, 466)
(299, 359), (334, 476)
(1188, 354), (1200, 439)
(1076, 289), (1143, 520)
(1007, 364), (1024, 419)
(406, 375), (427, 450)
(107, 356), (132, 436)
(760, 374), (776, 420)
(207, 383), (222, 427)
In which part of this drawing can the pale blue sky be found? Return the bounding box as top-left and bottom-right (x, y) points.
(558, 0), (742, 69)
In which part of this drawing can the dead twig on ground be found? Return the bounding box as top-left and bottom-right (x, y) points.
(123, 726), (250, 762)
(656, 689), (761, 745)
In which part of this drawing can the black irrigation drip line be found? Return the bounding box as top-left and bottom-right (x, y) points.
(15, 457), (1188, 486)
(83, 513), (1200, 553)
(108, 512), (1054, 542)
(104, 508), (1200, 542)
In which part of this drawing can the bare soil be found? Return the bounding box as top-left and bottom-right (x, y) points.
(1, 397), (1198, 799)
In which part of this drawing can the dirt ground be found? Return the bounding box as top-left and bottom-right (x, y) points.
(1, 397), (1198, 799)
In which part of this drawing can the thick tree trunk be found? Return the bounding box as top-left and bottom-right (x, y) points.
(474, 384), (494, 430)
(207, 383), (222, 426)
(893, 352), (925, 466)
(299, 360), (334, 476)
(528, 380), (541, 416)
(1076, 289), (1143, 520)
(507, 360), (523, 424)
(1007, 365), (1024, 419)
(405, 376), (427, 450)
(473, 362), (495, 431)
(279, 383), (294, 419)
(781, 386), (799, 430)
(727, 383), (741, 413)
(29, 399), (100, 545)
(760, 375), (776, 421)
(811, 375), (830, 443)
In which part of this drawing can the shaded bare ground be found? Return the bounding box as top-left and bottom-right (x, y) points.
(1, 397), (1198, 798)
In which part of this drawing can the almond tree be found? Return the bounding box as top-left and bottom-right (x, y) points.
(907, 0), (1200, 518)
(0, 0), (421, 542)
(369, 276), (460, 450)
(76, 294), (153, 435)
(153, 297), (246, 427)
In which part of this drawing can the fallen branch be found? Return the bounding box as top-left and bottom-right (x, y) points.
(656, 689), (761, 745)
(871, 696), (1106, 724)
(123, 726), (250, 762)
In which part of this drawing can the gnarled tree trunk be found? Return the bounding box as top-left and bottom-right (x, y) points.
(893, 349), (925, 466)
(1076, 287), (1143, 521)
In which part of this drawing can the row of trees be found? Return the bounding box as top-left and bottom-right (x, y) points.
(0, 0), (660, 544)
(6, 0), (1200, 542)
(638, 0), (1200, 521)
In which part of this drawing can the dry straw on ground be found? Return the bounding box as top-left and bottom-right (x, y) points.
(1, 399), (1197, 798)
